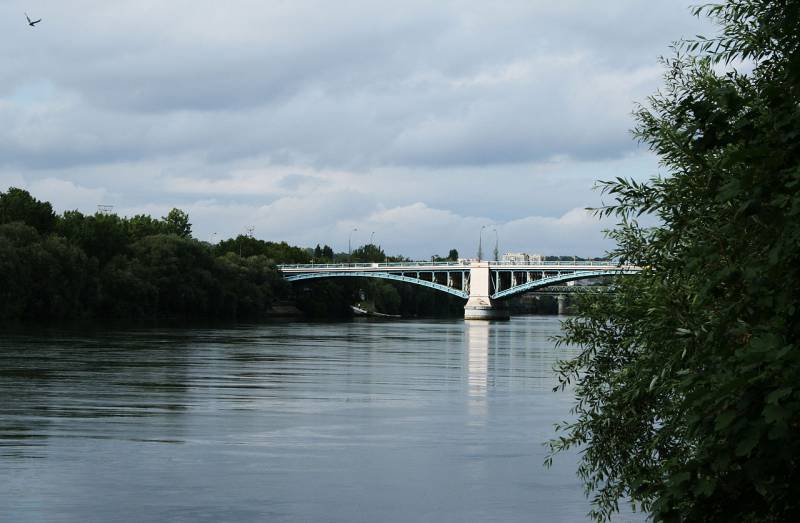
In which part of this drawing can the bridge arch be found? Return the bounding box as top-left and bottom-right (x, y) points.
(491, 269), (638, 300)
(285, 271), (469, 299)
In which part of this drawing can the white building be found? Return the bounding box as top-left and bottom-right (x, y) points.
(501, 252), (543, 263)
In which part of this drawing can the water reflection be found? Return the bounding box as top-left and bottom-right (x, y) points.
(466, 320), (490, 427)
(0, 329), (199, 458)
(0, 318), (611, 523)
(467, 320), (489, 397)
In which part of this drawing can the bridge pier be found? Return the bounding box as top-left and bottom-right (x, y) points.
(464, 297), (509, 320)
(464, 263), (510, 320)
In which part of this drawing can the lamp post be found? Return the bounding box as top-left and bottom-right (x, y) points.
(348, 227), (358, 257)
(477, 225), (487, 260)
(493, 228), (499, 261)
(239, 226), (254, 257)
(369, 231), (375, 245)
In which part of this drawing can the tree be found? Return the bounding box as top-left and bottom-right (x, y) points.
(124, 234), (218, 317)
(0, 191), (295, 321)
(0, 224), (36, 318)
(0, 187), (56, 233)
(127, 214), (168, 240)
(57, 210), (130, 266)
(215, 236), (311, 263)
(0, 222), (98, 319)
(350, 243), (386, 263)
(447, 248), (459, 261)
(548, 2), (800, 521)
(213, 253), (286, 318)
(163, 208), (192, 238)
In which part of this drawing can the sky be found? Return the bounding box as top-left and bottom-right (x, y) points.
(0, 1), (714, 259)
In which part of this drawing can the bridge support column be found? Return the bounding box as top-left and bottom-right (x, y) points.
(464, 263), (510, 320)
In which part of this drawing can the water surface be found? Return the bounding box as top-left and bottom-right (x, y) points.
(0, 316), (628, 522)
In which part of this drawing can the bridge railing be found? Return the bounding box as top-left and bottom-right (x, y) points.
(487, 260), (619, 267)
(278, 260), (629, 270)
(278, 261), (472, 269)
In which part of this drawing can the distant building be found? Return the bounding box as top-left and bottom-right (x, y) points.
(501, 252), (543, 263)
(502, 252), (528, 263)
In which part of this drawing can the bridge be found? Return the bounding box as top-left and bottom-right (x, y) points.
(278, 260), (640, 320)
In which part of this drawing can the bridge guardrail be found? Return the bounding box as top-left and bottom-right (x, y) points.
(278, 261), (472, 269)
(278, 260), (628, 270)
(486, 260), (617, 267)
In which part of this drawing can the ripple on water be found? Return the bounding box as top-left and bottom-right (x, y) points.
(0, 317), (641, 522)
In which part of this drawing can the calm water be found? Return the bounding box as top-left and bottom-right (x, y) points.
(0, 316), (633, 522)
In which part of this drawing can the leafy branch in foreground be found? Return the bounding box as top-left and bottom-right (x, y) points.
(548, 1), (800, 521)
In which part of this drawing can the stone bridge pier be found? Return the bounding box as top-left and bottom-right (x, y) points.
(464, 262), (510, 320)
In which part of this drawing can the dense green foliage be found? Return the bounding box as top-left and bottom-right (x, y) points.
(0, 188), (56, 233)
(215, 235), (311, 263)
(431, 248), (459, 262)
(349, 243), (387, 263)
(549, 1), (800, 521)
(0, 189), (289, 321)
(0, 189), (469, 321)
(313, 244), (335, 262)
(0, 222), (96, 319)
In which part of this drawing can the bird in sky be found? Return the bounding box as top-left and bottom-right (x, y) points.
(25, 13), (42, 27)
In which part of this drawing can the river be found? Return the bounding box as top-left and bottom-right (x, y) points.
(0, 316), (637, 522)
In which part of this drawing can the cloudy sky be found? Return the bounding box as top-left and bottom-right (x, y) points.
(0, 1), (713, 258)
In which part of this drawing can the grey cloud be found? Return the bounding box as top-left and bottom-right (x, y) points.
(1, 151), (658, 257)
(0, 0), (710, 172)
(277, 174), (325, 191)
(0, 0), (708, 255)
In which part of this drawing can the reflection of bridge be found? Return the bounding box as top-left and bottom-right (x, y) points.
(278, 261), (640, 320)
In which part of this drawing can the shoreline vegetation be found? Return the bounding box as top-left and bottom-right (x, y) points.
(547, 1), (800, 521)
(0, 188), (565, 323)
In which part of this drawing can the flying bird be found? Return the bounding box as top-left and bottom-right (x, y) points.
(25, 13), (42, 27)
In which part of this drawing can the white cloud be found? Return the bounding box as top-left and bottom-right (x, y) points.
(161, 196), (614, 259)
(0, 0), (711, 256)
(27, 178), (108, 211)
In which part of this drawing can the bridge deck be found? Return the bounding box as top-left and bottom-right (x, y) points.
(279, 261), (641, 302)
(278, 261), (632, 272)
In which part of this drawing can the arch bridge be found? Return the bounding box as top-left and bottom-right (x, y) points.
(279, 260), (640, 319)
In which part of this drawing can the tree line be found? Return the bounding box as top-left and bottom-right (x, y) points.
(0, 188), (289, 320)
(0, 188), (465, 321)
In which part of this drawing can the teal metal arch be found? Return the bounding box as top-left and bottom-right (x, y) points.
(491, 269), (639, 299)
(284, 271), (469, 299)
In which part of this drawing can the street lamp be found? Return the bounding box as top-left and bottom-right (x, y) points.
(369, 231), (375, 245)
(348, 227), (358, 256)
(493, 228), (499, 262)
(239, 226), (254, 257)
(477, 225), (487, 260)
